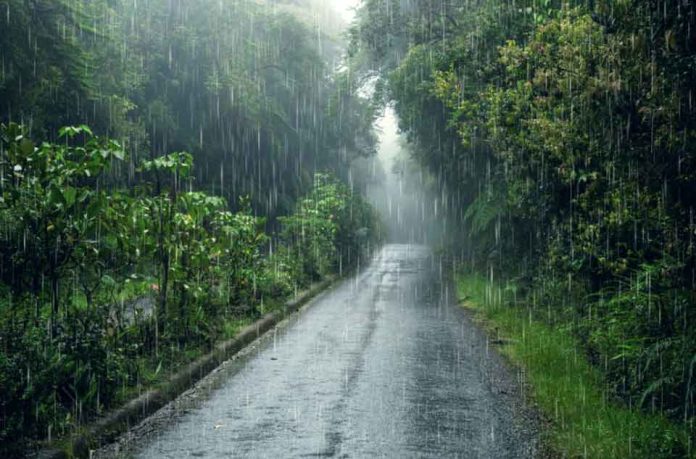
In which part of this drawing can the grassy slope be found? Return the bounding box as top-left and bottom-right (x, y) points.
(456, 273), (693, 458)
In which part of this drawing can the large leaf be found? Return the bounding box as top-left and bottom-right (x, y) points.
(63, 187), (77, 207)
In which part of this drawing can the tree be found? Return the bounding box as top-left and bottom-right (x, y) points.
(0, 123), (124, 321)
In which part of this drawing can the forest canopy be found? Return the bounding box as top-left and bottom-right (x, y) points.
(0, 0), (376, 216)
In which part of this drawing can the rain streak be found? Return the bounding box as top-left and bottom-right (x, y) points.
(0, 1), (694, 458)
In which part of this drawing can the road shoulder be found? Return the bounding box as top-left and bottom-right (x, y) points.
(38, 278), (339, 459)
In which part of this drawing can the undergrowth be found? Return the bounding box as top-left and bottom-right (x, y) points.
(456, 273), (694, 458)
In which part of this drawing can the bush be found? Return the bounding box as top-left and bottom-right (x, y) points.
(0, 127), (381, 453)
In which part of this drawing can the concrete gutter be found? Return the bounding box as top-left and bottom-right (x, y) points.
(36, 277), (337, 459)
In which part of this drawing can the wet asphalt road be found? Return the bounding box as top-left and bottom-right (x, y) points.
(128, 244), (536, 458)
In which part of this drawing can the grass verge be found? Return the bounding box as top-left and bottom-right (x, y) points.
(456, 272), (693, 458)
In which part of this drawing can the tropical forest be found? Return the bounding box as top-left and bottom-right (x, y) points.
(1, 0), (695, 458)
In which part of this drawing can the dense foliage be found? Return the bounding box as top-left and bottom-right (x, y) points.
(0, 0), (383, 453)
(353, 0), (695, 446)
(0, 0), (376, 216)
(0, 124), (380, 453)
(280, 173), (382, 280)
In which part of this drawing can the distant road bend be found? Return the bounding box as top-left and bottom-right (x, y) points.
(101, 244), (537, 458)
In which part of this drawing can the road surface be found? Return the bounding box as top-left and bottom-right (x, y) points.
(102, 244), (537, 458)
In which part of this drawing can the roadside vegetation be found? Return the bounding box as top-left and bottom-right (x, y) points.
(0, 0), (382, 455)
(352, 0), (696, 455)
(0, 124), (381, 454)
(457, 273), (692, 457)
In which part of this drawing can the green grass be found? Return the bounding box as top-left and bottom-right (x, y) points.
(456, 272), (693, 458)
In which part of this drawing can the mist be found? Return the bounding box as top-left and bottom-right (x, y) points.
(365, 106), (446, 246)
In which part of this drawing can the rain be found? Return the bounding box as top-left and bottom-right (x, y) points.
(0, 0), (694, 458)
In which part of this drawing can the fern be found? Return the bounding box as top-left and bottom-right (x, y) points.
(463, 190), (505, 237)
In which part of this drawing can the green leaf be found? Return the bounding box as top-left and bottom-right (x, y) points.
(19, 138), (34, 156)
(48, 185), (66, 206)
(101, 275), (116, 287)
(63, 187), (77, 207)
(79, 125), (94, 137)
(59, 126), (78, 138)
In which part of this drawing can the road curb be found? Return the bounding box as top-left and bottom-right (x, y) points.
(36, 277), (336, 459)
